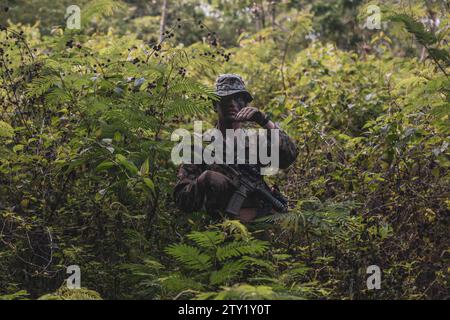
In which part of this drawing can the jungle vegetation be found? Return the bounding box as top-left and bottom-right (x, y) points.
(0, 0), (448, 300)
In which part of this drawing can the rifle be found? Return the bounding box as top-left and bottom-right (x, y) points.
(223, 164), (288, 216)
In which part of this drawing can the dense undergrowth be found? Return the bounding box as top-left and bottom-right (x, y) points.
(0, 0), (448, 300)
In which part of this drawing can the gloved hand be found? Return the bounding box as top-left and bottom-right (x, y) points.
(234, 107), (269, 127)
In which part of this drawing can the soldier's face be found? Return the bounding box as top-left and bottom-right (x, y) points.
(217, 94), (246, 122)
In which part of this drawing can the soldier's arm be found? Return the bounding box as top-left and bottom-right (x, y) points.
(265, 121), (298, 170)
(173, 164), (205, 213)
(235, 107), (298, 170)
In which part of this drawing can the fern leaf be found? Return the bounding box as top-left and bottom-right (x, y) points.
(209, 260), (248, 285)
(165, 244), (212, 271)
(0, 121), (14, 138)
(220, 219), (250, 240)
(160, 273), (204, 293)
(242, 256), (275, 272)
(169, 80), (216, 97)
(197, 284), (279, 300)
(262, 212), (304, 231)
(164, 98), (210, 117)
(26, 75), (60, 98)
(82, 0), (125, 26)
(187, 231), (225, 249)
(45, 87), (72, 105)
(389, 14), (437, 46)
(216, 240), (268, 261)
(428, 48), (450, 66)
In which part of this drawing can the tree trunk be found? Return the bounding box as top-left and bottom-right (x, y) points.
(259, 1), (266, 29)
(270, 1), (276, 28)
(159, 0), (168, 42)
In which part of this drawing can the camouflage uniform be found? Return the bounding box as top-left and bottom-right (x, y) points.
(173, 74), (298, 216)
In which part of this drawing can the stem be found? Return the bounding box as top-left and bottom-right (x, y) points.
(424, 43), (449, 78)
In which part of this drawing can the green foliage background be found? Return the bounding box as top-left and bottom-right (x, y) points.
(0, 0), (448, 300)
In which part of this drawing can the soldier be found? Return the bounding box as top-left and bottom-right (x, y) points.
(173, 74), (298, 222)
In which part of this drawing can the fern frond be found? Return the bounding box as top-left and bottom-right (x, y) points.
(396, 75), (427, 90)
(216, 240), (268, 261)
(427, 48), (450, 66)
(170, 80), (216, 97)
(82, 0), (125, 26)
(45, 87), (72, 105)
(197, 284), (279, 300)
(160, 273), (204, 293)
(0, 121), (14, 138)
(187, 231), (225, 249)
(102, 106), (159, 131)
(262, 212), (304, 231)
(241, 256), (275, 272)
(219, 219), (250, 240)
(26, 75), (60, 98)
(209, 260), (248, 285)
(279, 263), (312, 283)
(120, 258), (163, 280)
(164, 98), (210, 118)
(165, 244), (212, 271)
(389, 14), (437, 46)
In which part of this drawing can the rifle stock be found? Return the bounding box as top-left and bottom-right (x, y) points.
(224, 164), (288, 216)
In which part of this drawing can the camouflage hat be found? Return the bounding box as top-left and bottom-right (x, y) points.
(215, 74), (253, 102)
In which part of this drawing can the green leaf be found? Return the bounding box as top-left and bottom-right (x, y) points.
(140, 158), (150, 176)
(0, 290), (29, 300)
(115, 154), (138, 176)
(82, 0), (125, 27)
(187, 231), (225, 249)
(209, 260), (248, 285)
(143, 178), (155, 193)
(216, 240), (268, 261)
(0, 121), (14, 138)
(242, 256), (275, 272)
(113, 131), (122, 142)
(428, 48), (450, 66)
(161, 273), (204, 293)
(13, 144), (24, 153)
(165, 244), (212, 271)
(96, 160), (115, 172)
(389, 14), (437, 46)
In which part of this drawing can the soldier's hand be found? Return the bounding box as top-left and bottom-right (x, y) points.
(197, 170), (233, 192)
(235, 107), (267, 126)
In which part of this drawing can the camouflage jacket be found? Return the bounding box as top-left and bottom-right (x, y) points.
(173, 127), (298, 215)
